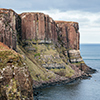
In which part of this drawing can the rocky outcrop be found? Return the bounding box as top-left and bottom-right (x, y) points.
(19, 13), (82, 69)
(20, 13), (57, 43)
(55, 21), (96, 73)
(0, 8), (95, 73)
(0, 8), (21, 50)
(0, 42), (33, 100)
(55, 21), (81, 63)
(55, 21), (80, 50)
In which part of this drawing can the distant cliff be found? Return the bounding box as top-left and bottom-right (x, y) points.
(0, 8), (96, 100)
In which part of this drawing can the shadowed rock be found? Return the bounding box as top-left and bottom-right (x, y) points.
(0, 8), (21, 50)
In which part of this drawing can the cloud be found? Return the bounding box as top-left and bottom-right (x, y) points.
(0, 0), (100, 43)
(25, 9), (100, 44)
(0, 0), (100, 12)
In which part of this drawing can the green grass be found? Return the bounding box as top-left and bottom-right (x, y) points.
(17, 45), (56, 81)
(71, 61), (85, 66)
(50, 65), (74, 78)
(18, 40), (75, 79)
(34, 53), (40, 57)
(0, 49), (24, 69)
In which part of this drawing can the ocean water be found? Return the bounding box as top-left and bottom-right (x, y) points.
(35, 44), (100, 100)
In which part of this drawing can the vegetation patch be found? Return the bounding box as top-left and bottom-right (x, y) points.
(0, 42), (25, 69)
(17, 45), (56, 81)
(34, 53), (40, 57)
(17, 40), (76, 80)
(72, 61), (85, 66)
(50, 65), (74, 78)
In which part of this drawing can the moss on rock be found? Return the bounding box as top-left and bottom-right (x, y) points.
(0, 42), (33, 100)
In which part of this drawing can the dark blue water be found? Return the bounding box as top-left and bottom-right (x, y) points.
(35, 44), (100, 100)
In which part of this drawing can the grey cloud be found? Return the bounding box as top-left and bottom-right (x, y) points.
(0, 0), (100, 13)
(94, 18), (100, 24)
(65, 18), (90, 23)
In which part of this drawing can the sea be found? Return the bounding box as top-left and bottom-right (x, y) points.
(34, 44), (100, 100)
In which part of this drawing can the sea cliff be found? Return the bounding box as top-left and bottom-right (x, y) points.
(0, 8), (96, 100)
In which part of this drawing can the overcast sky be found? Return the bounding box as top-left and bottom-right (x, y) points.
(0, 0), (100, 44)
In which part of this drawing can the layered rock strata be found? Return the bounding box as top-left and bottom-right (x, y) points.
(55, 21), (81, 63)
(19, 12), (95, 76)
(55, 21), (96, 73)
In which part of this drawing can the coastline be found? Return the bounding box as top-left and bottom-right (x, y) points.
(33, 69), (96, 93)
(33, 73), (96, 99)
(0, 8), (97, 100)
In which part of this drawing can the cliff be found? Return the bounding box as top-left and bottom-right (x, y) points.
(20, 12), (57, 42)
(0, 42), (33, 100)
(55, 21), (79, 50)
(0, 8), (96, 99)
(0, 8), (20, 50)
(55, 21), (93, 73)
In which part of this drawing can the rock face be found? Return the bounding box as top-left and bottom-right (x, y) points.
(55, 21), (82, 63)
(55, 21), (94, 73)
(0, 42), (33, 100)
(0, 8), (20, 50)
(20, 13), (57, 43)
(56, 21), (80, 50)
(68, 50), (83, 63)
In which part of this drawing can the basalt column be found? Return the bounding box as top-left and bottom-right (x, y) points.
(20, 12), (57, 43)
(0, 8), (20, 50)
(55, 21), (82, 63)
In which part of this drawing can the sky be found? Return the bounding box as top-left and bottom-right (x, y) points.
(0, 0), (100, 44)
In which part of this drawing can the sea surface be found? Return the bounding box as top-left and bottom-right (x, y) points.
(34, 44), (100, 100)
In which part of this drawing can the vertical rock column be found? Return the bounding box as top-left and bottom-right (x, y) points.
(0, 8), (19, 50)
(55, 21), (82, 63)
(20, 12), (57, 43)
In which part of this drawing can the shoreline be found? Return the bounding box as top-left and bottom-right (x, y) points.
(33, 71), (96, 96)
(33, 66), (96, 89)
